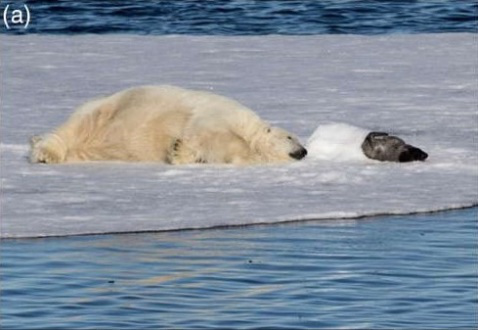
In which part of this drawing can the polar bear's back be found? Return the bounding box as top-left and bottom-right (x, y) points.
(109, 85), (263, 138)
(70, 85), (232, 136)
(71, 84), (261, 143)
(106, 85), (256, 119)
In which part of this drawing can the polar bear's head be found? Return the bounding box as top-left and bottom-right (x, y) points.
(253, 126), (307, 162)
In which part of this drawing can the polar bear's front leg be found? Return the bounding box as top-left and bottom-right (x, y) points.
(167, 139), (203, 165)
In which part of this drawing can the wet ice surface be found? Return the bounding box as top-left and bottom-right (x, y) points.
(1, 34), (477, 238)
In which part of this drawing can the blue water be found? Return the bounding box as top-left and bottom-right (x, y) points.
(1, 208), (477, 329)
(3, 0), (477, 35)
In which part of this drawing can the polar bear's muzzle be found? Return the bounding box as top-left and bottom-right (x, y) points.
(289, 147), (308, 160)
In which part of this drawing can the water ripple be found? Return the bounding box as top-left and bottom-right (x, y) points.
(5, 0), (478, 35)
(1, 208), (477, 329)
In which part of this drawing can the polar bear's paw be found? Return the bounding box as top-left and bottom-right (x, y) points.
(29, 134), (67, 164)
(166, 138), (181, 164)
(168, 138), (205, 165)
(167, 139), (186, 164)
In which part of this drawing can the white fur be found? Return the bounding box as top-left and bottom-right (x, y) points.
(30, 85), (304, 165)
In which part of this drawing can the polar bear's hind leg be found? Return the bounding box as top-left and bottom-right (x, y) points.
(30, 133), (68, 164)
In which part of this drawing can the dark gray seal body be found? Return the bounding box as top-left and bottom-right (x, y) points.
(361, 132), (428, 162)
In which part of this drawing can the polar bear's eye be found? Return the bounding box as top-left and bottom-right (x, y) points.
(287, 136), (292, 140)
(266, 128), (271, 133)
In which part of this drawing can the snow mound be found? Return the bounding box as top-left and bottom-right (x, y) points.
(307, 123), (369, 162)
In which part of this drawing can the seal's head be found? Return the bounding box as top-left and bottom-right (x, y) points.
(361, 132), (428, 162)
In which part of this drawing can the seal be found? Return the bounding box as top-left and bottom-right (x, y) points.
(361, 132), (428, 162)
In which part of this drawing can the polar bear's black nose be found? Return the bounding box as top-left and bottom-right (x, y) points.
(290, 147), (308, 160)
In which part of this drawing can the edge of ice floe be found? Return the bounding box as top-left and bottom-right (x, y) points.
(2, 203), (476, 239)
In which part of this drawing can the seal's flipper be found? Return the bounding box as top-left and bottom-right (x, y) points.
(366, 132), (389, 139)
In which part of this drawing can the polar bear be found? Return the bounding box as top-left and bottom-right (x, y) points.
(30, 85), (307, 165)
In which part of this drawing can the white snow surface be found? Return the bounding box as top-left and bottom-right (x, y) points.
(1, 34), (477, 238)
